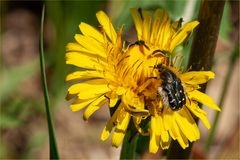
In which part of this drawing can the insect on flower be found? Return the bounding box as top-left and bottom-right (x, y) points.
(155, 63), (186, 111)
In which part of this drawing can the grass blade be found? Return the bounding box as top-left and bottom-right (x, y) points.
(39, 5), (59, 159)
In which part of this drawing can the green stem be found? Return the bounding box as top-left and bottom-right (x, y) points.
(205, 46), (239, 151)
(39, 5), (59, 159)
(167, 0), (225, 159)
(120, 120), (138, 159)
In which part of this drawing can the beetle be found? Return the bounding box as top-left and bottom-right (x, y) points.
(155, 64), (186, 111)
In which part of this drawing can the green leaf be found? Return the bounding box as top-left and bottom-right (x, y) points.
(135, 133), (149, 156)
(39, 5), (59, 159)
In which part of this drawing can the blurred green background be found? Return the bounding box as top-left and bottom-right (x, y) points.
(0, 0), (239, 159)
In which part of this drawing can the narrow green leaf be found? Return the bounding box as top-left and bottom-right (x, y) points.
(39, 5), (59, 159)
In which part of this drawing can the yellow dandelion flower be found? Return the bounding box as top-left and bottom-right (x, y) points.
(65, 8), (220, 154)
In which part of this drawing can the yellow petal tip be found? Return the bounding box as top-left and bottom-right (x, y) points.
(216, 106), (221, 112)
(207, 71), (215, 79)
(101, 130), (110, 141)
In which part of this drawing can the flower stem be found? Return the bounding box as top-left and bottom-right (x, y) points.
(167, 0), (225, 159)
(167, 141), (193, 159)
(120, 120), (138, 159)
(188, 0), (225, 72)
(205, 46), (239, 151)
(39, 5), (59, 159)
